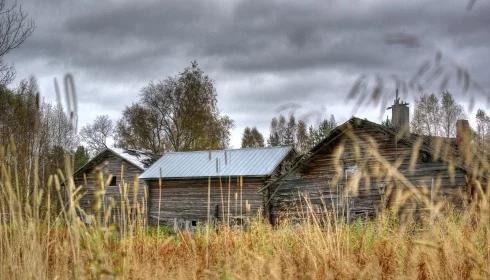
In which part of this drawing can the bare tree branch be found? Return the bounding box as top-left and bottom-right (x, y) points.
(0, 0), (34, 85)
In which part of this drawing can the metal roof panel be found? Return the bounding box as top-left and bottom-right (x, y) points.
(139, 146), (292, 179)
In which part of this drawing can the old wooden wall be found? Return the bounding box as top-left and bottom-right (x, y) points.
(268, 124), (468, 224)
(74, 152), (147, 222)
(146, 177), (266, 227)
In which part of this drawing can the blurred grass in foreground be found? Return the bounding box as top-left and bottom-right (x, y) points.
(0, 140), (489, 280)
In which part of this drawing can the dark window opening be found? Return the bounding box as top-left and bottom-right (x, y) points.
(421, 152), (431, 163)
(109, 176), (117, 186)
(214, 204), (220, 219)
(191, 220), (197, 227)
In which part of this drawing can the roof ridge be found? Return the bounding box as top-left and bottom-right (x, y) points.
(109, 147), (158, 156)
(162, 145), (292, 155)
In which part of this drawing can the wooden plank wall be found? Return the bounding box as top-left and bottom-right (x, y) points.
(74, 152), (147, 222)
(269, 125), (468, 224)
(147, 177), (266, 227)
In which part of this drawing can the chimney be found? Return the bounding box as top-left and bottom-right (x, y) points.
(387, 89), (410, 137)
(456, 119), (470, 146)
(456, 119), (472, 165)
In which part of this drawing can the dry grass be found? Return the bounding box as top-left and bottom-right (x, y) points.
(0, 147), (489, 279)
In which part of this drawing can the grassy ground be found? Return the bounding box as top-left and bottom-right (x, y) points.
(1, 211), (488, 279)
(0, 155), (489, 279)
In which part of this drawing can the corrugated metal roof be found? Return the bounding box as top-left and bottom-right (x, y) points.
(139, 146), (292, 179)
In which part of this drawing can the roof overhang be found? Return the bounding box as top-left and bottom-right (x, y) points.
(73, 148), (144, 177)
(142, 175), (268, 181)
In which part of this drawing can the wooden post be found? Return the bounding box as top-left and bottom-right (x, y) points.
(430, 177), (434, 221)
(219, 177), (225, 223)
(240, 176), (243, 219)
(234, 192), (238, 218)
(207, 176), (211, 224)
(227, 176), (231, 225)
(157, 168), (163, 231)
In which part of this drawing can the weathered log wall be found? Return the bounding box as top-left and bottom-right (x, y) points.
(269, 124), (468, 224)
(74, 152), (147, 221)
(147, 177), (266, 227)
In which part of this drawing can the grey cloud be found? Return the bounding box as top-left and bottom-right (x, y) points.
(384, 33), (421, 48)
(6, 0), (490, 147)
(275, 103), (303, 115)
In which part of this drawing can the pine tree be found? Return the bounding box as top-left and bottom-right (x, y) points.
(267, 117), (280, 146)
(250, 127), (265, 147)
(277, 115), (287, 145)
(381, 117), (392, 128)
(284, 114), (296, 146)
(73, 145), (90, 170)
(296, 120), (309, 153)
(242, 127), (265, 148)
(308, 115), (336, 148)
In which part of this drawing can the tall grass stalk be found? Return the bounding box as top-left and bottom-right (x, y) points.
(0, 142), (489, 279)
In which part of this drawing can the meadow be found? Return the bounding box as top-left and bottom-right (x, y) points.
(0, 145), (489, 280)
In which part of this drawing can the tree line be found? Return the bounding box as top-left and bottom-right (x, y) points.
(0, 78), (89, 203)
(2, 66), (489, 206)
(410, 90), (489, 149)
(0, 0), (488, 180)
(241, 90), (489, 154)
(240, 114), (337, 154)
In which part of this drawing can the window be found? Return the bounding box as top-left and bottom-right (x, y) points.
(421, 151), (431, 163)
(191, 220), (197, 227)
(109, 176), (117, 186)
(344, 165), (358, 178)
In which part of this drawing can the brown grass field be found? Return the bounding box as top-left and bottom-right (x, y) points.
(0, 147), (489, 279)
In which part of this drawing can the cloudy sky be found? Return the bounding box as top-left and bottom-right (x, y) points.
(7, 0), (490, 147)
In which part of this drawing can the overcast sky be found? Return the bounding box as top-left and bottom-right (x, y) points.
(7, 0), (490, 147)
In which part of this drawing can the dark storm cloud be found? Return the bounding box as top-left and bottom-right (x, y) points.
(7, 0), (490, 146)
(384, 33), (421, 48)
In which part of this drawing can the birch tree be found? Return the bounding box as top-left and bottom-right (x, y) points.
(80, 115), (114, 155)
(115, 61), (233, 153)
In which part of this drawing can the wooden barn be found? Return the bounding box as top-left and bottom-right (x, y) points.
(139, 146), (294, 229)
(73, 148), (159, 222)
(263, 96), (475, 224)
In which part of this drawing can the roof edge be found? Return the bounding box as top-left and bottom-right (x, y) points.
(141, 175), (268, 180)
(73, 148), (145, 177)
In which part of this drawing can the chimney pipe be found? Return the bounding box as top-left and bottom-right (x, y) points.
(387, 89), (410, 137)
(456, 119), (470, 146)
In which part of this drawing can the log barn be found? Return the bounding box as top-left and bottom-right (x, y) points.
(139, 146), (294, 229)
(263, 96), (474, 224)
(73, 148), (159, 222)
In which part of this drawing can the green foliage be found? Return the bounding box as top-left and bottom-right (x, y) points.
(381, 116), (392, 128)
(284, 115), (296, 145)
(307, 115), (337, 148)
(267, 115), (286, 147)
(115, 61), (233, 153)
(0, 79), (76, 200)
(295, 120), (309, 153)
(73, 146), (90, 170)
(241, 126), (265, 148)
(267, 113), (336, 153)
(146, 225), (175, 237)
